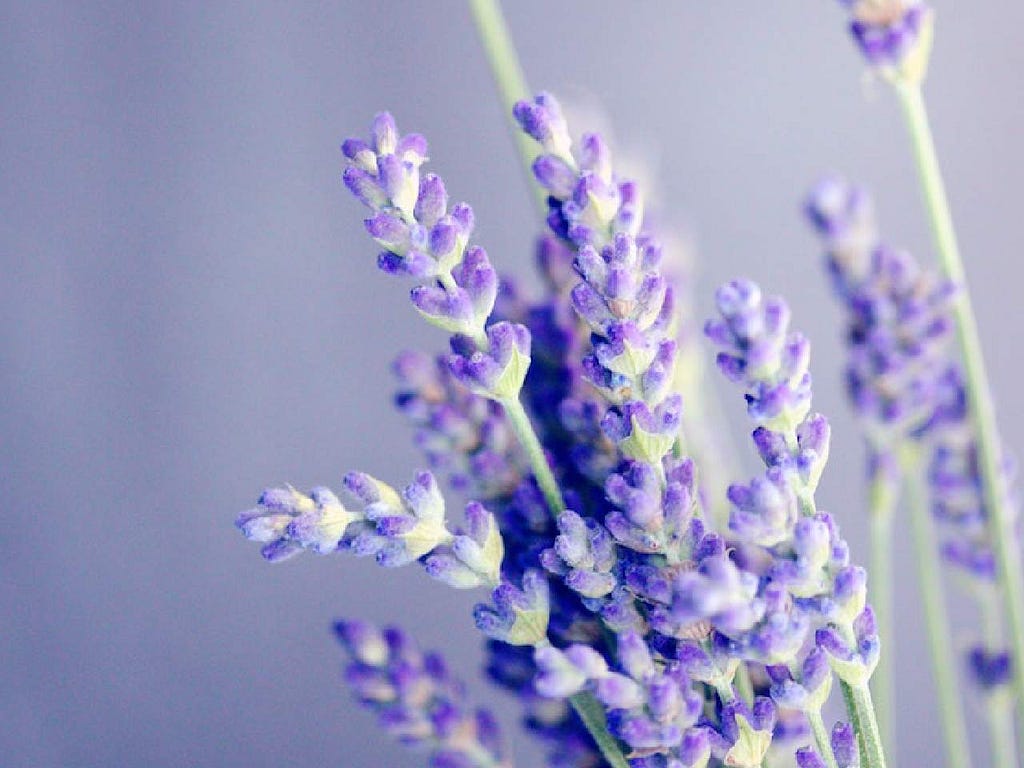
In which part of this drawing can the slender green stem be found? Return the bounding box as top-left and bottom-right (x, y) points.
(902, 445), (974, 768)
(503, 394), (630, 768)
(569, 692), (630, 768)
(986, 694), (1018, 768)
(841, 680), (870, 768)
(734, 662), (755, 706)
(499, 396), (565, 516)
(980, 589), (1020, 766)
(808, 707), (841, 768)
(893, 79), (1024, 728)
(867, 449), (899, 754)
(467, 0), (544, 207)
(841, 680), (888, 768)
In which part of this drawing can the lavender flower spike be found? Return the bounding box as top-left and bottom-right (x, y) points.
(236, 469), (506, 589)
(334, 619), (511, 768)
(516, 92), (698, 560)
(705, 279), (887, 767)
(342, 113), (533, 403)
(835, 0), (934, 81)
(807, 176), (1016, 698)
(235, 485), (358, 562)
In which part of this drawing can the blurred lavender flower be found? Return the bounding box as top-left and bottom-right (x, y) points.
(835, 0), (933, 76)
(807, 176), (1017, 693)
(334, 619), (510, 768)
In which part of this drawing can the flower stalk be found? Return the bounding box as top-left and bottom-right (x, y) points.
(902, 444), (975, 768)
(893, 76), (1024, 734)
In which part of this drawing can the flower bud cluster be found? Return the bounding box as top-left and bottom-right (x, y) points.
(342, 112), (532, 403)
(806, 176), (955, 444)
(808, 177), (1017, 692)
(515, 93), (687, 510)
(836, 0), (933, 79)
(236, 470), (503, 588)
(535, 631), (711, 765)
(693, 280), (879, 726)
(334, 619), (510, 768)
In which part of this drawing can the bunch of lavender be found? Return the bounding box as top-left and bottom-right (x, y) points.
(806, 176), (1017, 765)
(226, 2), (1024, 763)
(234, 88), (895, 767)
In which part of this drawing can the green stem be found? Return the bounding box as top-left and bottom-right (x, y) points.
(808, 707), (841, 768)
(894, 79), (1024, 728)
(902, 445), (974, 768)
(499, 396), (565, 516)
(466, 0), (544, 208)
(986, 695), (1018, 768)
(841, 680), (888, 768)
(867, 449), (898, 755)
(980, 589), (1020, 766)
(841, 680), (869, 768)
(502, 394), (630, 768)
(734, 662), (755, 707)
(569, 692), (631, 768)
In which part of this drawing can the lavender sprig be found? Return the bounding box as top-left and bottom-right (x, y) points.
(702, 279), (887, 768)
(808, 176), (1019, 767)
(334, 619), (511, 768)
(341, 112), (571, 521)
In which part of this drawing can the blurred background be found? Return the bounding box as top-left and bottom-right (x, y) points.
(2, 2), (1022, 765)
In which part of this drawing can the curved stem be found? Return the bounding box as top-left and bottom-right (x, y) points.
(893, 79), (1024, 729)
(467, 0), (544, 208)
(902, 445), (974, 768)
(499, 396), (565, 516)
(808, 707), (841, 768)
(867, 448), (899, 754)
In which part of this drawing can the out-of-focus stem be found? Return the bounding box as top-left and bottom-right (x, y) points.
(467, 0), (543, 207)
(902, 445), (973, 768)
(893, 79), (1024, 730)
(867, 448), (899, 754)
(980, 590), (1019, 766)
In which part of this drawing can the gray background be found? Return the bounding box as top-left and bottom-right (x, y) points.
(2, 2), (1020, 766)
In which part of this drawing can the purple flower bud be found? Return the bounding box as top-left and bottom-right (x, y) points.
(474, 570), (550, 646)
(513, 92), (572, 159)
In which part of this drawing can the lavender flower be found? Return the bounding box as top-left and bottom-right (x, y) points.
(334, 619), (510, 768)
(516, 93), (683, 484)
(692, 278), (885, 764)
(236, 470), (505, 589)
(806, 176), (955, 444)
(534, 630), (708, 763)
(342, 113), (532, 403)
(393, 350), (524, 498)
(807, 176), (1016, 693)
(235, 485), (357, 562)
(836, 0), (933, 75)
